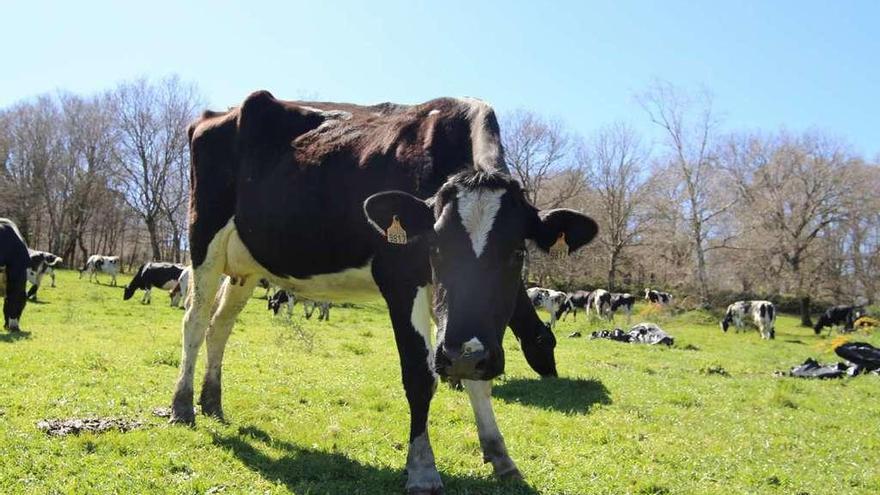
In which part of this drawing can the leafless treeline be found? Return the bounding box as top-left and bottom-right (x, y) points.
(1, 77), (877, 319)
(0, 76), (201, 270)
(515, 80), (879, 322)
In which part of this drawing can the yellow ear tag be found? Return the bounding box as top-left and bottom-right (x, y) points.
(386, 215), (408, 245)
(549, 232), (568, 260)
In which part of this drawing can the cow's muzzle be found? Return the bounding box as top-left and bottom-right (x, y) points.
(435, 343), (502, 381)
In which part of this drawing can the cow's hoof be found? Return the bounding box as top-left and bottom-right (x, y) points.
(169, 394), (196, 425)
(405, 471), (443, 495)
(407, 489), (444, 495)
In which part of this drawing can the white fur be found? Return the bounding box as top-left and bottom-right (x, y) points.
(411, 285), (435, 371)
(462, 379), (518, 476)
(7, 318), (19, 330)
(458, 97), (503, 171)
(456, 188), (505, 258)
(462, 337), (484, 354)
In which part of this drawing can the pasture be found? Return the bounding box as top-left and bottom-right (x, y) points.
(1, 271), (879, 495)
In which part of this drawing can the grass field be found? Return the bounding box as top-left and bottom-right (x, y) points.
(1, 270), (878, 495)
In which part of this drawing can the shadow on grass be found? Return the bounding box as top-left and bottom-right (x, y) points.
(0, 330), (31, 343)
(493, 377), (610, 414)
(213, 425), (539, 495)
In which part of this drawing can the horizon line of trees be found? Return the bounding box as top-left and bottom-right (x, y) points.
(1, 76), (877, 324)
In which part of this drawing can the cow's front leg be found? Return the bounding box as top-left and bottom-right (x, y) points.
(200, 278), (256, 419)
(381, 280), (442, 494)
(462, 379), (520, 478)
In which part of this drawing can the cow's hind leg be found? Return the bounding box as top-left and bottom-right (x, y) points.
(170, 261), (225, 424)
(200, 277), (256, 419)
(462, 379), (520, 479)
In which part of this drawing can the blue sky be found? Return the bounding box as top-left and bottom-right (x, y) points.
(3, 1), (878, 157)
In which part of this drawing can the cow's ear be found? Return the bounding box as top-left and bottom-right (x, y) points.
(530, 209), (598, 255)
(364, 191), (435, 245)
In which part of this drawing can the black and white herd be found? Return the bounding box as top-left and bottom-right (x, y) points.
(0, 91), (875, 494)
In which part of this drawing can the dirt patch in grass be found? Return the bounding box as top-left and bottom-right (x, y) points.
(37, 417), (144, 436)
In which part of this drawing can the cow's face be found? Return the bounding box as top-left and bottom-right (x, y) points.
(123, 284), (137, 300)
(365, 172), (598, 381)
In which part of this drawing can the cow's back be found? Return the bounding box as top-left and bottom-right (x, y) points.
(187, 91), (506, 279)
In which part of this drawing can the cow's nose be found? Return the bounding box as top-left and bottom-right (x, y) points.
(446, 347), (489, 380)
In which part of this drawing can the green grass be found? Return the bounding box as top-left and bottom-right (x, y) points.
(1, 270), (879, 494)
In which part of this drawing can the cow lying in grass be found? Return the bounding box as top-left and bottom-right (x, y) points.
(721, 300), (776, 340)
(170, 91), (598, 493)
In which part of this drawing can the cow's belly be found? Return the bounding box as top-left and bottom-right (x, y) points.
(160, 280), (178, 291)
(222, 219), (379, 303)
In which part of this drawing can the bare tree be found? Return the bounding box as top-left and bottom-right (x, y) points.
(110, 76), (201, 260)
(730, 132), (852, 325)
(501, 109), (583, 209)
(580, 123), (648, 289)
(638, 80), (736, 307)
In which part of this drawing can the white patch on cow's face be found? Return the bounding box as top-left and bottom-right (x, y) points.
(462, 337), (484, 354)
(456, 188), (505, 258)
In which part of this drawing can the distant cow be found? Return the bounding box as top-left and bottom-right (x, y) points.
(304, 300), (332, 321)
(609, 293), (636, 322)
(562, 290), (592, 320)
(81, 255), (120, 286)
(644, 288), (672, 305)
(721, 300), (776, 339)
(124, 262), (186, 304)
(0, 218), (29, 332)
(268, 289), (295, 318)
(527, 287), (570, 329)
(26, 250), (63, 301)
(169, 267), (191, 308)
(814, 305), (865, 335)
(589, 289), (613, 320)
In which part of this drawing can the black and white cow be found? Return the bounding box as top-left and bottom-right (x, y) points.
(609, 292), (636, 323)
(527, 287), (569, 329)
(813, 305), (865, 335)
(588, 289), (613, 320)
(169, 267), (191, 308)
(1, 219), (30, 332)
(267, 289), (295, 318)
(644, 288), (672, 305)
(169, 92), (598, 493)
(303, 300), (332, 321)
(721, 300), (776, 340)
(26, 250), (63, 301)
(562, 290), (592, 320)
(124, 262), (186, 304)
(80, 255), (120, 286)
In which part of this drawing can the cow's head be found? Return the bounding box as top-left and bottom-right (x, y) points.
(122, 284), (137, 301)
(365, 171), (598, 381)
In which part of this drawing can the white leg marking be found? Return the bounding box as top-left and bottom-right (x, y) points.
(7, 318), (19, 330)
(203, 278), (256, 407)
(411, 285), (436, 373)
(462, 379), (519, 477)
(405, 431), (443, 493)
(456, 189), (505, 257)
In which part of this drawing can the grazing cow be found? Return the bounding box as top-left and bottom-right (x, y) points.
(26, 250), (63, 301)
(814, 305), (865, 335)
(169, 267), (191, 308)
(562, 290), (592, 320)
(267, 289), (295, 318)
(589, 289), (613, 320)
(527, 287), (570, 329)
(80, 255), (120, 286)
(303, 300), (332, 321)
(721, 300), (776, 340)
(124, 262), (186, 304)
(169, 92), (598, 492)
(609, 293), (636, 323)
(1, 219), (30, 332)
(644, 288), (672, 305)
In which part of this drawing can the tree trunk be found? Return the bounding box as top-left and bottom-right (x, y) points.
(145, 216), (162, 260)
(695, 244), (710, 308)
(800, 295), (813, 327)
(608, 249), (619, 291)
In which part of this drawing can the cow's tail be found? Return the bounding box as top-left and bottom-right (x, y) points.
(462, 98), (506, 173)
